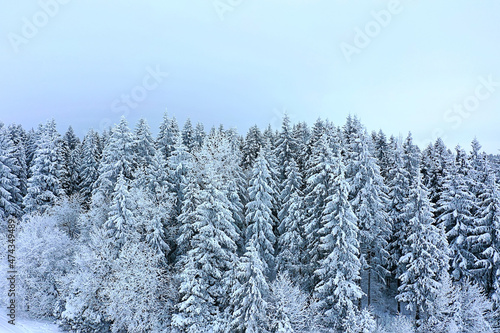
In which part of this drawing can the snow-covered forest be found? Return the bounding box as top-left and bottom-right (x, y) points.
(1, 113), (499, 332)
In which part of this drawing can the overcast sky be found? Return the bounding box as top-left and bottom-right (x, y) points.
(1, 0), (499, 152)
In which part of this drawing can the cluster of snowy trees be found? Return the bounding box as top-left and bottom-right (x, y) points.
(1, 114), (499, 332)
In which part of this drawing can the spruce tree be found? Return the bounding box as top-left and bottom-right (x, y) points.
(24, 122), (65, 214)
(93, 117), (136, 200)
(314, 153), (362, 330)
(246, 149), (277, 273)
(156, 112), (179, 159)
(397, 173), (449, 325)
(230, 243), (270, 333)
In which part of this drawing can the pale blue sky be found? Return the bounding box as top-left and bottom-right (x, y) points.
(1, 1), (499, 152)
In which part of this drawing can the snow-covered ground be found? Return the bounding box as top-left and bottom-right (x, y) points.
(0, 310), (62, 333)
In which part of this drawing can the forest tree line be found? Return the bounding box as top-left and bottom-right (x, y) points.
(0, 114), (499, 332)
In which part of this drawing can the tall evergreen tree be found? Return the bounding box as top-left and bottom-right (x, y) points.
(229, 243), (270, 333)
(438, 148), (476, 282)
(303, 134), (336, 291)
(93, 117), (136, 200)
(104, 173), (138, 254)
(79, 129), (101, 206)
(181, 118), (196, 152)
(24, 121), (65, 214)
(246, 149), (277, 273)
(0, 127), (22, 218)
(277, 158), (304, 278)
(133, 118), (156, 171)
(156, 112), (179, 160)
(60, 126), (81, 196)
(397, 173), (449, 325)
(314, 153), (362, 330)
(473, 169), (500, 304)
(7, 123), (28, 204)
(242, 125), (264, 170)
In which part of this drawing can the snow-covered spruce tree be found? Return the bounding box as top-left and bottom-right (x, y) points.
(181, 118), (196, 152)
(167, 135), (193, 226)
(174, 184), (239, 331)
(7, 123), (28, 206)
(373, 129), (392, 181)
(79, 129), (101, 206)
(93, 117), (136, 200)
(193, 122), (206, 151)
(386, 139), (412, 312)
(313, 152), (362, 330)
(424, 138), (453, 211)
(175, 173), (202, 263)
(17, 214), (74, 319)
(229, 242), (270, 333)
(275, 113), (298, 182)
(0, 127), (22, 218)
(156, 111), (180, 160)
(24, 121), (65, 215)
(302, 133), (336, 292)
(133, 118), (156, 171)
(175, 135), (241, 331)
(242, 125), (264, 170)
(437, 149), (476, 282)
(397, 173), (449, 326)
(60, 126), (81, 196)
(348, 133), (391, 307)
(246, 148), (277, 273)
(104, 173), (138, 255)
(291, 121), (310, 175)
(473, 169), (500, 304)
(277, 158), (305, 279)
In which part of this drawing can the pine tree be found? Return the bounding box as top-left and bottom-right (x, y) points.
(156, 112), (179, 159)
(292, 121), (310, 175)
(348, 134), (391, 306)
(397, 173), (449, 325)
(230, 243), (270, 333)
(242, 125), (264, 170)
(0, 127), (22, 218)
(7, 123), (28, 205)
(24, 121), (65, 214)
(193, 122), (206, 151)
(386, 139), (411, 312)
(438, 149), (476, 282)
(133, 118), (156, 171)
(79, 129), (101, 206)
(275, 113), (298, 182)
(60, 126), (81, 196)
(246, 149), (277, 273)
(93, 117), (136, 200)
(277, 158), (304, 278)
(181, 118), (196, 152)
(175, 183), (239, 331)
(314, 153), (362, 330)
(104, 173), (138, 253)
(473, 169), (500, 304)
(167, 136), (193, 231)
(303, 133), (336, 291)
